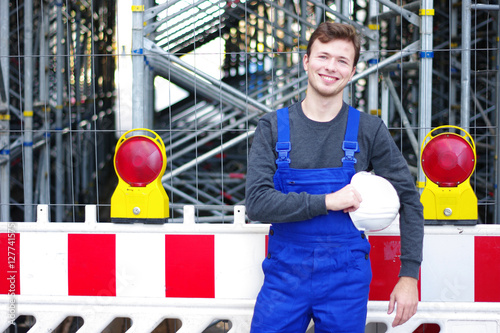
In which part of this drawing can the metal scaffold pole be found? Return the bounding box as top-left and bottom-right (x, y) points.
(497, 7), (500, 223)
(24, 0), (34, 222)
(145, 0), (155, 129)
(368, 0), (380, 121)
(132, 0), (145, 129)
(56, 1), (65, 221)
(38, 5), (51, 209)
(449, 0), (459, 126)
(0, 0), (10, 222)
(461, 0), (471, 132)
(73, 8), (82, 204)
(342, 0), (352, 103)
(417, 0), (434, 192)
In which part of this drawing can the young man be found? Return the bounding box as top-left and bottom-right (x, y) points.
(245, 22), (424, 333)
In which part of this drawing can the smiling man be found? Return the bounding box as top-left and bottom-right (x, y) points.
(245, 22), (424, 333)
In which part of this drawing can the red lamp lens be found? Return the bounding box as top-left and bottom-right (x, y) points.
(421, 134), (475, 187)
(115, 137), (164, 186)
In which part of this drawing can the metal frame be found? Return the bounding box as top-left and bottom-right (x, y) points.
(1, 0), (499, 223)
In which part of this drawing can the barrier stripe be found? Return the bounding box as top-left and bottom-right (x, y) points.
(4, 206), (500, 332)
(368, 236), (420, 301)
(214, 234), (265, 299)
(68, 234), (116, 296)
(4, 225), (500, 304)
(475, 236), (500, 302)
(116, 233), (165, 297)
(0, 233), (20, 295)
(165, 234), (215, 298)
(421, 234), (474, 302)
(20, 233), (67, 296)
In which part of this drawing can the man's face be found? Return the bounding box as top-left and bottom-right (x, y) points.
(303, 38), (356, 98)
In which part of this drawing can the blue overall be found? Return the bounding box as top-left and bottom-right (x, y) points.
(250, 106), (372, 333)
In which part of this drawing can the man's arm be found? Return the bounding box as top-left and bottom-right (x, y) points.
(245, 115), (327, 222)
(388, 276), (419, 327)
(364, 117), (424, 279)
(361, 116), (423, 326)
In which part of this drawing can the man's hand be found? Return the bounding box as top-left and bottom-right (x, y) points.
(387, 276), (419, 327)
(325, 184), (362, 213)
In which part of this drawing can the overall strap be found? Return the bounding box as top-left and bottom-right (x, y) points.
(342, 106), (360, 168)
(275, 107), (291, 169)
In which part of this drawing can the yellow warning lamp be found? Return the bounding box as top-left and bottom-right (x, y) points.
(111, 128), (169, 223)
(420, 125), (477, 224)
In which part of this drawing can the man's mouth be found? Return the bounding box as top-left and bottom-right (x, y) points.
(320, 74), (337, 82)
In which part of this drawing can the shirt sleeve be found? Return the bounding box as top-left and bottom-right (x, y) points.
(245, 114), (327, 223)
(367, 120), (424, 280)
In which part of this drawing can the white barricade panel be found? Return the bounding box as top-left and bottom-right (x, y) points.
(20, 232), (68, 296)
(2, 231), (268, 299)
(3, 205), (500, 332)
(116, 233), (166, 297)
(368, 225), (500, 304)
(421, 234), (475, 302)
(215, 234), (266, 299)
(0, 204), (271, 303)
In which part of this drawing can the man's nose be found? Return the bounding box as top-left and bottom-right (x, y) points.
(325, 59), (337, 72)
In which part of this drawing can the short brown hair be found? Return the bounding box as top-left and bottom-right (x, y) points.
(307, 22), (361, 66)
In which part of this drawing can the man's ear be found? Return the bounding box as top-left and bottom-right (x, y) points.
(349, 66), (356, 80)
(303, 54), (309, 71)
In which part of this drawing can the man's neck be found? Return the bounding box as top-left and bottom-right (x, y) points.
(301, 94), (344, 122)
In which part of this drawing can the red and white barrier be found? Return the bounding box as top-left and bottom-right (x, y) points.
(369, 224), (500, 304)
(0, 205), (267, 300)
(1, 205), (500, 332)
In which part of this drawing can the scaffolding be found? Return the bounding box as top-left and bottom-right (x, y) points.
(0, 0), (499, 224)
(1, 0), (116, 223)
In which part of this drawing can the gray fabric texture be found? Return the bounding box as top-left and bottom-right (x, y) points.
(245, 101), (424, 279)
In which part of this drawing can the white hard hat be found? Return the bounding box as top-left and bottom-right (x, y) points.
(349, 171), (400, 232)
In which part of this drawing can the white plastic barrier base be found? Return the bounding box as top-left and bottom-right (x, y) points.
(3, 297), (500, 332)
(366, 301), (500, 333)
(2, 204), (500, 332)
(0, 295), (254, 333)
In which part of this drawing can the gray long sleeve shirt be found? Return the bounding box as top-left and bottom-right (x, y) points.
(245, 101), (424, 279)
